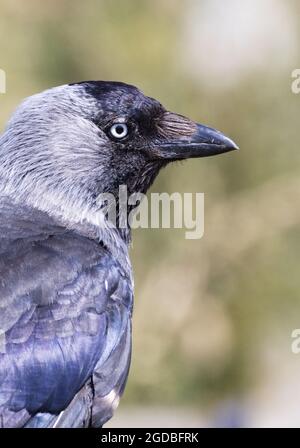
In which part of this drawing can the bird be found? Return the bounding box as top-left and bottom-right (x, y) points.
(0, 81), (238, 427)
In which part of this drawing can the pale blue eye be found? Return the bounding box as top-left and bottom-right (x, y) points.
(110, 123), (128, 139)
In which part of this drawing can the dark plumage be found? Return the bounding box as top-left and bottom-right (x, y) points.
(0, 81), (238, 427)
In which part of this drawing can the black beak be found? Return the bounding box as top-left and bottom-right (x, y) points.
(152, 122), (239, 160)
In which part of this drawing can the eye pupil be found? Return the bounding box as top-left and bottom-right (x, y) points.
(116, 125), (124, 134)
(110, 123), (128, 139)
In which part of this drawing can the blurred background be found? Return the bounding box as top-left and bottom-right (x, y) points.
(0, 0), (299, 428)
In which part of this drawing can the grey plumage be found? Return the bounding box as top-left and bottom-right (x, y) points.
(0, 81), (237, 427)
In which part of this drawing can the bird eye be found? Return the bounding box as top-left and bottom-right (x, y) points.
(109, 123), (128, 139)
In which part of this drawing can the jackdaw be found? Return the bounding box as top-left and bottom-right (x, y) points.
(0, 81), (238, 427)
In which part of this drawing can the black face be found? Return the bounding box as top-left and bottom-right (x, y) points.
(70, 81), (238, 195)
(73, 81), (238, 158)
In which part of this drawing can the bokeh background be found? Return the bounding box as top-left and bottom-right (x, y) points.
(0, 0), (299, 428)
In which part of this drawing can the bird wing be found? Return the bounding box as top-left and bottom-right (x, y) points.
(0, 232), (133, 428)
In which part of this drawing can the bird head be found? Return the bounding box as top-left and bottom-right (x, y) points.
(0, 81), (238, 241)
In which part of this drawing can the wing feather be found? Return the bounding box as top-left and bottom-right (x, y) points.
(0, 232), (133, 427)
